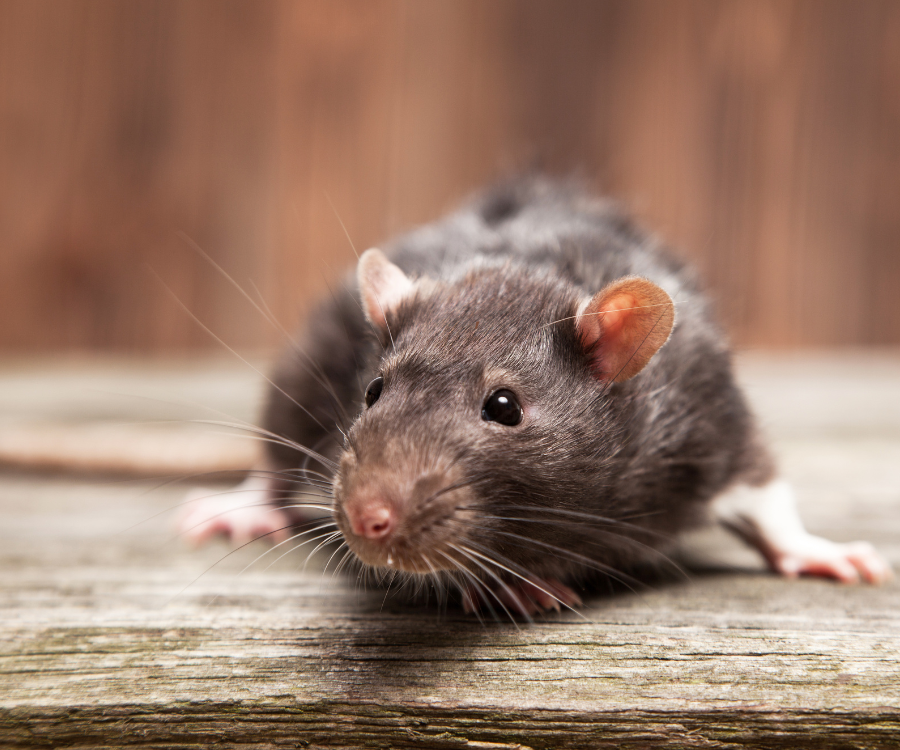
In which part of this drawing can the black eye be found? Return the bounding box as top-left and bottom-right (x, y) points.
(365, 376), (384, 408)
(482, 389), (522, 426)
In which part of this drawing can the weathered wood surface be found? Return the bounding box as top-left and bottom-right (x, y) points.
(1, 352), (899, 748)
(0, 355), (260, 476)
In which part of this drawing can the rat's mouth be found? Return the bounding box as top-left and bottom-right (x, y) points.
(339, 525), (461, 574)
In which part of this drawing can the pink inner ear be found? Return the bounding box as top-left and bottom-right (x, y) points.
(576, 277), (675, 382)
(357, 248), (414, 330)
(591, 293), (634, 341)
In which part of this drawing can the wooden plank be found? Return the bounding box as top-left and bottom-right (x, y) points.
(0, 353), (899, 747)
(0, 355), (262, 476)
(3, 557), (900, 747)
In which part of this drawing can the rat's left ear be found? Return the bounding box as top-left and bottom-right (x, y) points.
(357, 248), (415, 331)
(575, 276), (675, 382)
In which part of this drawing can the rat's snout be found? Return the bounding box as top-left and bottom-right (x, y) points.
(335, 449), (477, 573)
(347, 497), (395, 540)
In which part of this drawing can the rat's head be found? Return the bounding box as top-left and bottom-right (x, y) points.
(333, 248), (674, 583)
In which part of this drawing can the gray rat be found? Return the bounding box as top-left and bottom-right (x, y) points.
(180, 178), (890, 615)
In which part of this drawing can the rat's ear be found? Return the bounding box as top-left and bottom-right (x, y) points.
(575, 276), (675, 382)
(357, 248), (415, 331)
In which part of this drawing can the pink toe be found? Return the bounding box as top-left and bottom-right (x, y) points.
(775, 557), (801, 578)
(847, 544), (893, 584)
(496, 586), (539, 617)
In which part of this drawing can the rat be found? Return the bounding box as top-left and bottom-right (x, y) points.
(178, 177), (891, 615)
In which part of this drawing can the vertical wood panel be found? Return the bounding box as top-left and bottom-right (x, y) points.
(0, 0), (279, 351)
(265, 0), (401, 331)
(0, 0), (897, 351)
(867, 7), (900, 344)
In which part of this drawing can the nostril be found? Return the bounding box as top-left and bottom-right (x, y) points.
(350, 503), (394, 540)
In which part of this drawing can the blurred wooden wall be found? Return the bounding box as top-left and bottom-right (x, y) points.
(1, 0), (898, 352)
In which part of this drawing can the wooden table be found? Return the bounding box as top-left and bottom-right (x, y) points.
(2, 352), (899, 748)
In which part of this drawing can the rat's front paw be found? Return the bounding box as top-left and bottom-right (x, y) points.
(176, 479), (292, 547)
(770, 535), (893, 584)
(462, 576), (582, 617)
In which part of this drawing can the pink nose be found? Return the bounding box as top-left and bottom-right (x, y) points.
(349, 501), (395, 540)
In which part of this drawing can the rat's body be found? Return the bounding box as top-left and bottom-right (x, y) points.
(181, 179), (890, 612)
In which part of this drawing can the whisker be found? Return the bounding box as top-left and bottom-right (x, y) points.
(147, 267), (344, 448)
(167, 496), (332, 545)
(277, 465), (336, 486)
(322, 535), (351, 575)
(323, 193), (397, 351)
(274, 478), (334, 494)
(485, 516), (690, 581)
(380, 569), (398, 612)
(469, 513), (683, 572)
(489, 504), (663, 528)
(420, 553), (448, 609)
(193, 420), (338, 470)
(455, 543), (586, 621)
(252, 522), (338, 573)
(418, 475), (490, 509)
(607, 307), (670, 387)
(163, 523), (298, 607)
(119, 472), (270, 532)
(324, 191), (360, 260)
(178, 231), (353, 432)
(540, 301), (678, 330)
(332, 545), (354, 578)
(475, 530), (646, 593)
(278, 503), (333, 515)
(245, 276), (354, 432)
(435, 550), (497, 625)
(318, 274), (369, 394)
(264, 527), (342, 572)
(302, 531), (345, 572)
(202, 522), (338, 607)
(449, 544), (529, 626)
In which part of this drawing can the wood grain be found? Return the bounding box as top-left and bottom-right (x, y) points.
(0, 353), (899, 747)
(0, 0), (898, 352)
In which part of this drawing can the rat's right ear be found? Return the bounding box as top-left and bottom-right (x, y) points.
(575, 276), (675, 382)
(357, 248), (414, 331)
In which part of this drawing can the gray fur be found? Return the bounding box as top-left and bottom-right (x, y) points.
(263, 178), (771, 589)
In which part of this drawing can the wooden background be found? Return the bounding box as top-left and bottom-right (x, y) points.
(0, 0), (898, 352)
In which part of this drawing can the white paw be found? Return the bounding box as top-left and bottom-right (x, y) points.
(176, 477), (292, 547)
(715, 479), (893, 585)
(770, 535), (893, 584)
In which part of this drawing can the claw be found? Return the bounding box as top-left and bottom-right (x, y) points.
(771, 537), (893, 585)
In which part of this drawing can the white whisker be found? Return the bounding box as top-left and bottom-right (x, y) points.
(456, 543), (587, 621)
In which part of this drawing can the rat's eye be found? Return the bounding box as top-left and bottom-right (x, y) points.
(365, 376), (384, 408)
(482, 389), (522, 426)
